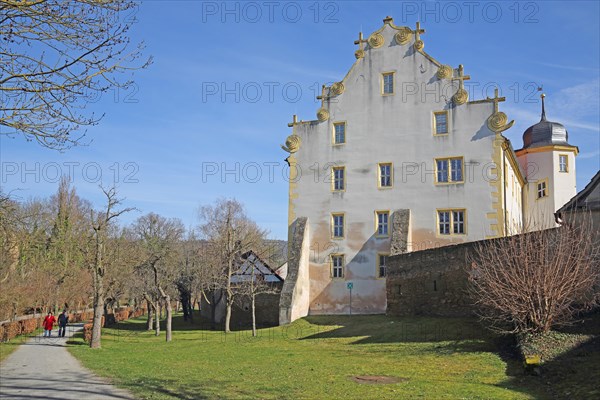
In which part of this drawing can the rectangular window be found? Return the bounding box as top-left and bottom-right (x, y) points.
(332, 213), (344, 238)
(537, 180), (547, 198)
(382, 72), (394, 94)
(331, 254), (344, 279)
(559, 154), (568, 172)
(452, 210), (465, 234)
(434, 111), (448, 135)
(435, 157), (463, 183)
(334, 122), (346, 144)
(438, 211), (450, 235)
(450, 158), (463, 182)
(376, 211), (389, 236)
(438, 209), (466, 235)
(332, 166), (345, 191)
(378, 163), (392, 188)
(436, 159), (448, 183)
(378, 253), (388, 278)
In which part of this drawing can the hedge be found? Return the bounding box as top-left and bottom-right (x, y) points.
(1, 306), (145, 343)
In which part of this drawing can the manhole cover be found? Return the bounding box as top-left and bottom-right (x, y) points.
(350, 375), (408, 384)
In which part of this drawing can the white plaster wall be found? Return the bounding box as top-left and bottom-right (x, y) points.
(503, 156), (524, 235)
(518, 150), (577, 230)
(553, 151), (577, 210)
(288, 22), (504, 314)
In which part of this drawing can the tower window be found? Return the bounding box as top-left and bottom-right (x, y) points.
(559, 154), (568, 173)
(537, 180), (548, 199)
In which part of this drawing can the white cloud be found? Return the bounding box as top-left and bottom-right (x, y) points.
(549, 79), (600, 119)
(537, 62), (600, 73)
(578, 150), (600, 160)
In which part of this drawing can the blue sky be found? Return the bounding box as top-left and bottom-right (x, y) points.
(1, 0), (599, 239)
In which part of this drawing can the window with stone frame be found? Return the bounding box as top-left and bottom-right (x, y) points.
(382, 72), (394, 94)
(434, 111), (448, 134)
(331, 254), (344, 278)
(378, 253), (388, 278)
(332, 166), (345, 191)
(332, 213), (344, 238)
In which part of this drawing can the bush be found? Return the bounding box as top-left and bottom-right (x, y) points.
(83, 323), (93, 343)
(2, 322), (21, 341)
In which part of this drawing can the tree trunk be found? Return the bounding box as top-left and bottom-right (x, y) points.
(165, 295), (172, 342)
(224, 296), (232, 333)
(187, 298), (193, 322)
(154, 301), (160, 336)
(146, 299), (154, 331)
(251, 293), (257, 337)
(209, 291), (218, 330)
(90, 269), (104, 349)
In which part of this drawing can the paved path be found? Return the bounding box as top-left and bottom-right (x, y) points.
(0, 324), (135, 400)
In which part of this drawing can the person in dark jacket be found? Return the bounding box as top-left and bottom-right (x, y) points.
(57, 310), (69, 337)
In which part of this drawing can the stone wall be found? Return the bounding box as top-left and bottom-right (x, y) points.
(201, 287), (283, 328)
(232, 290), (282, 327)
(386, 242), (475, 317)
(390, 209), (410, 256)
(385, 227), (593, 317)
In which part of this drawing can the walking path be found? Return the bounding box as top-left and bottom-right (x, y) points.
(0, 324), (135, 399)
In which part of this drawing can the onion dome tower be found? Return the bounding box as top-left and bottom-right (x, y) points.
(516, 94), (578, 229)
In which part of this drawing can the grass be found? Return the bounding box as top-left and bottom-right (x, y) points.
(518, 312), (600, 399)
(67, 314), (549, 400)
(0, 340), (21, 363)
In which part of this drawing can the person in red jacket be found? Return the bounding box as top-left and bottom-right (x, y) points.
(43, 311), (56, 337)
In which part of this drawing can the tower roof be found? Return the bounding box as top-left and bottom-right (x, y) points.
(522, 94), (571, 149)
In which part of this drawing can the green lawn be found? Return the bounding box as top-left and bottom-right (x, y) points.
(0, 340), (21, 363)
(67, 314), (552, 399)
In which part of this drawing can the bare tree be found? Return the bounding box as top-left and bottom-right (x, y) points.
(235, 251), (279, 337)
(176, 232), (203, 322)
(198, 198), (267, 333)
(198, 240), (226, 330)
(467, 217), (600, 335)
(1, 0), (152, 149)
(86, 187), (133, 348)
(132, 213), (184, 342)
(1, 184), (91, 320)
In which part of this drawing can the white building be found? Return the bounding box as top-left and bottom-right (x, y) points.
(278, 17), (578, 323)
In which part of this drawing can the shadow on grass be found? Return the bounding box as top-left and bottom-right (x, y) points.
(122, 376), (261, 400)
(532, 311), (600, 400)
(300, 315), (493, 345)
(301, 315), (553, 399)
(107, 314), (275, 336)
